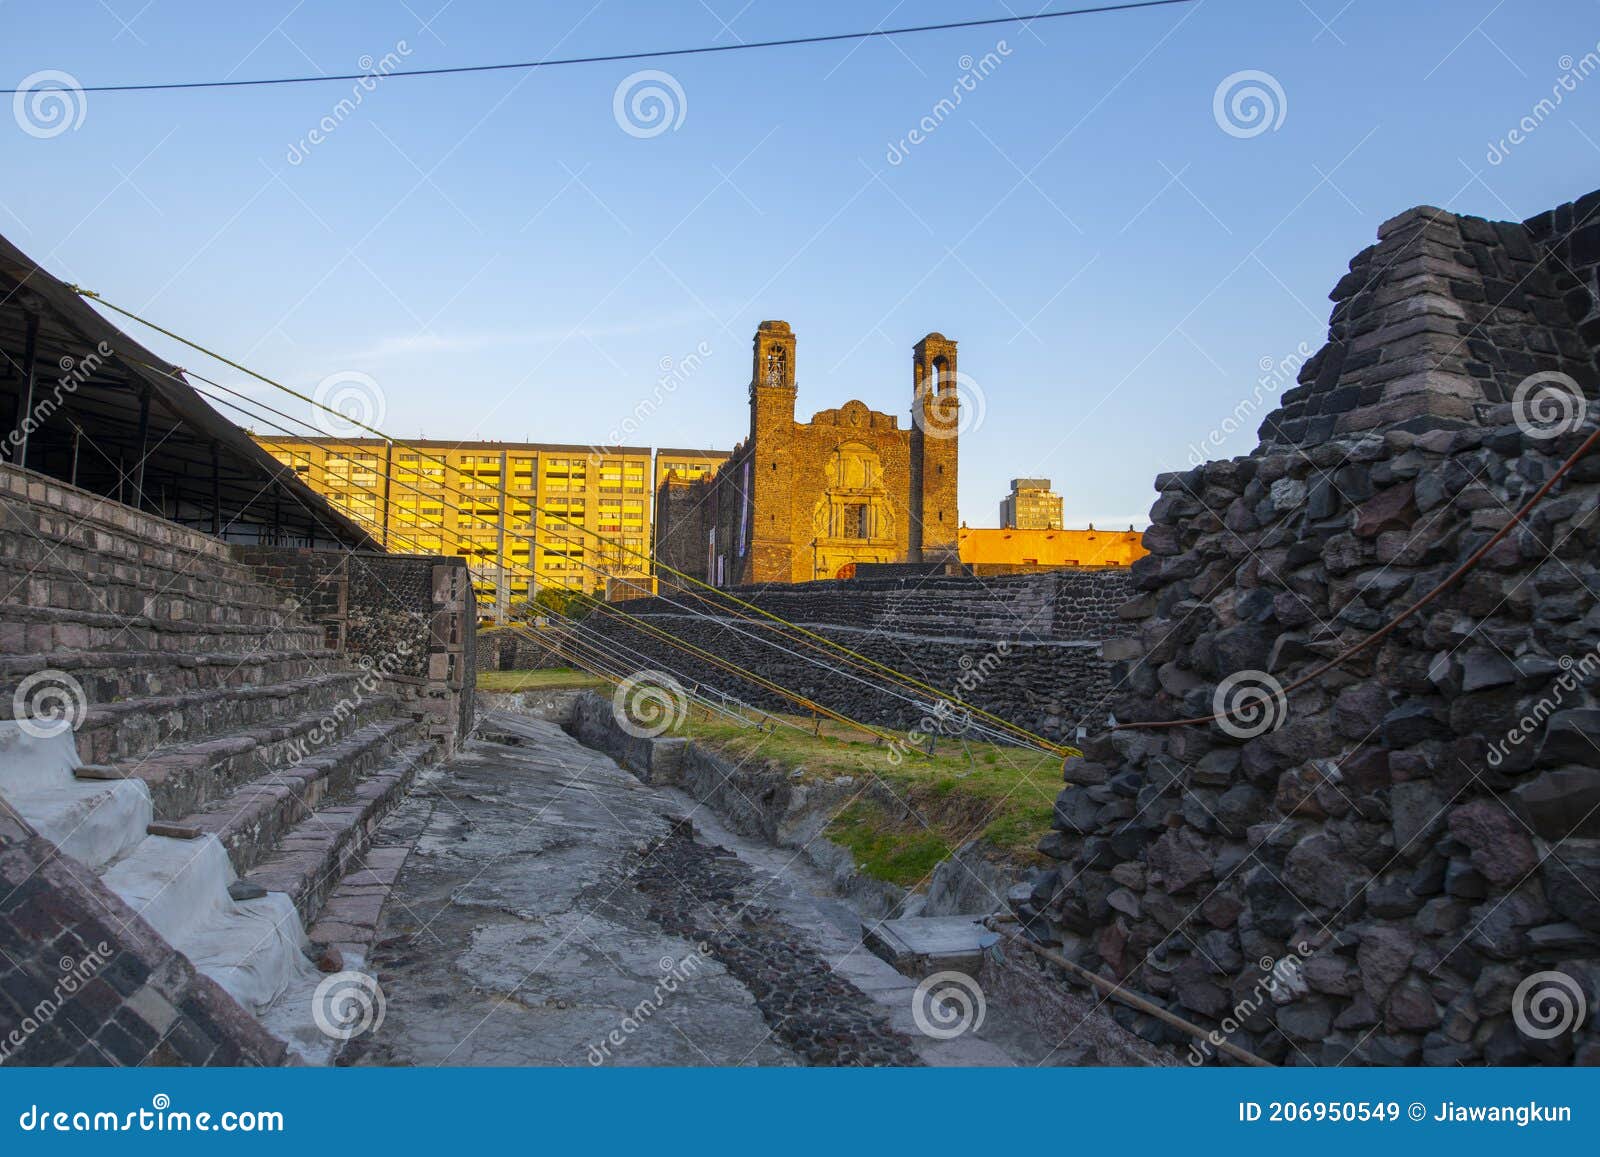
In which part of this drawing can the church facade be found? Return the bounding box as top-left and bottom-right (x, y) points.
(655, 320), (961, 587)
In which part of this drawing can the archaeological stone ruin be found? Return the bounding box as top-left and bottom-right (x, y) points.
(3, 187), (1599, 1069)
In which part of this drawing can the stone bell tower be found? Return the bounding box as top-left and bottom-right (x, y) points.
(910, 332), (960, 564)
(747, 320), (798, 583)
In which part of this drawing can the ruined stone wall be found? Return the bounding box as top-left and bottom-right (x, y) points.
(584, 570), (1132, 742)
(0, 811), (289, 1066)
(238, 548), (477, 749)
(1021, 193), (1600, 1067)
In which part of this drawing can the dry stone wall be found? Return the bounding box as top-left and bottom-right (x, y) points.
(238, 548), (477, 750)
(1019, 192), (1600, 1067)
(586, 571), (1132, 743)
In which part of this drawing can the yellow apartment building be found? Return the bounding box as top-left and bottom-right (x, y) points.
(655, 446), (730, 490)
(254, 436), (730, 618)
(253, 437), (654, 617)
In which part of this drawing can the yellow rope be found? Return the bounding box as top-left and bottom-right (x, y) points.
(76, 288), (1077, 758)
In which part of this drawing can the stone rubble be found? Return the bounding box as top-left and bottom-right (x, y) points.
(635, 819), (923, 1067)
(1018, 193), (1600, 1066)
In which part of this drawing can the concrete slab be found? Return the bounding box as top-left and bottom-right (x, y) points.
(863, 915), (1001, 979)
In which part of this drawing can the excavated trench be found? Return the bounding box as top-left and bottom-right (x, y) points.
(362, 689), (1174, 1068)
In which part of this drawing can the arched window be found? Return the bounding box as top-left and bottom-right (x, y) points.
(765, 345), (787, 387)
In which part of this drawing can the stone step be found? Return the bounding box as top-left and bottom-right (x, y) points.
(305, 844), (414, 967)
(242, 740), (435, 924)
(0, 602), (327, 658)
(99, 831), (328, 1045)
(103, 689), (409, 820)
(0, 557), (305, 632)
(0, 547), (291, 615)
(180, 717), (422, 877)
(0, 647), (343, 707)
(0, 468), (269, 590)
(73, 670), (383, 764)
(0, 721), (152, 872)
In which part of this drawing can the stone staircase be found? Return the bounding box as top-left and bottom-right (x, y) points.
(0, 470), (437, 1062)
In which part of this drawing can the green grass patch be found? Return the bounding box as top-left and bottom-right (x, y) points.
(477, 667), (608, 693)
(665, 707), (1060, 886)
(827, 802), (953, 886)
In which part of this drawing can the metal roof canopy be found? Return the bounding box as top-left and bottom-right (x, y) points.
(0, 232), (376, 551)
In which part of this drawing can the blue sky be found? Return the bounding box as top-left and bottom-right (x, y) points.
(4, 0), (1596, 527)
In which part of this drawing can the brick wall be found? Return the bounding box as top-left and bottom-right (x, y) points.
(0, 812), (289, 1066)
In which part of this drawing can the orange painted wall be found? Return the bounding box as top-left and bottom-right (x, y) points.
(958, 526), (1147, 570)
